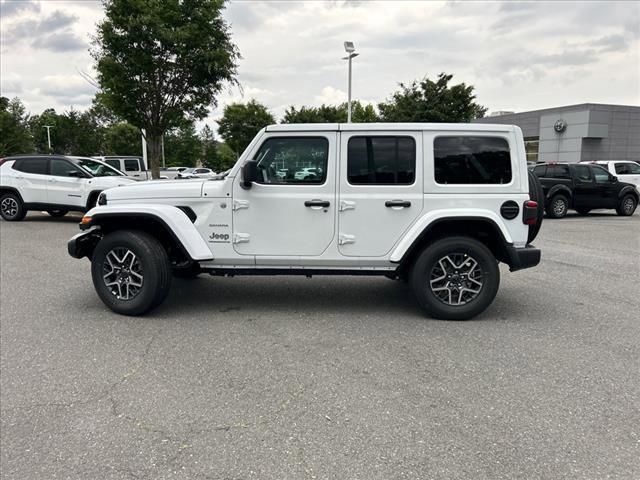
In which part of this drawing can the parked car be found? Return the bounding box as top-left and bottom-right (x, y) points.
(0, 155), (135, 221)
(68, 123), (543, 319)
(293, 167), (322, 181)
(177, 167), (216, 179)
(585, 161), (640, 189)
(532, 162), (638, 218)
(93, 156), (167, 180)
(161, 166), (188, 180)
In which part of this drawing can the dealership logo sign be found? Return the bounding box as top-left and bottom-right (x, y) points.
(554, 119), (567, 134)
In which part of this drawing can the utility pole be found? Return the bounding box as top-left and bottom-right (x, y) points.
(43, 125), (54, 152)
(342, 42), (359, 123)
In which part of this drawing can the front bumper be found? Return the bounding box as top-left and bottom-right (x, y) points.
(506, 244), (541, 272)
(67, 226), (102, 259)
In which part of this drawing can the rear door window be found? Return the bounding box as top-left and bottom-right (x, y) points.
(347, 136), (416, 185)
(12, 158), (49, 175)
(124, 159), (140, 172)
(434, 136), (512, 184)
(573, 165), (593, 182)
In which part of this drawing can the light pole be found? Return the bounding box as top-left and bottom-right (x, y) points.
(43, 125), (54, 152)
(342, 41), (359, 123)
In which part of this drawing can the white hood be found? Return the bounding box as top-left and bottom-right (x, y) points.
(104, 179), (206, 200)
(87, 176), (137, 190)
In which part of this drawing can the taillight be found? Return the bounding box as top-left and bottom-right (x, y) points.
(523, 200), (538, 225)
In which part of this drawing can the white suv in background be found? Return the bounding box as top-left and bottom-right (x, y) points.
(590, 161), (640, 188)
(0, 155), (135, 221)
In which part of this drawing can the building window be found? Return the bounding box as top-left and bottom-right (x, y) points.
(524, 136), (539, 163)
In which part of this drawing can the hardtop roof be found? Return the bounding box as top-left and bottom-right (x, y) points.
(265, 122), (517, 132)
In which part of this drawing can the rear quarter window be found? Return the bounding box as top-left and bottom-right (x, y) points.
(434, 136), (512, 184)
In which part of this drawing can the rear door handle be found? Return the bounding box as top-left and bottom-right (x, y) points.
(385, 200), (411, 208)
(305, 200), (330, 208)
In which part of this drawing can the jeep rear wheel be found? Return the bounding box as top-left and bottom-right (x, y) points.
(91, 230), (172, 315)
(616, 194), (637, 216)
(546, 194), (568, 219)
(410, 237), (500, 320)
(0, 192), (26, 221)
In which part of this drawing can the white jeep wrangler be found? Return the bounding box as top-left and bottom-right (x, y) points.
(68, 123), (543, 320)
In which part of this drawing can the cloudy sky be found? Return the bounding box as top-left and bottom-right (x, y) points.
(1, 0), (638, 133)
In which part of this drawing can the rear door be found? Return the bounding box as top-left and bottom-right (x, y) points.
(12, 157), (49, 203)
(123, 158), (145, 180)
(591, 165), (618, 207)
(571, 164), (597, 208)
(338, 131), (423, 257)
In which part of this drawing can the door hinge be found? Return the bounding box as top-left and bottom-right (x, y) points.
(233, 233), (251, 244)
(338, 233), (356, 245)
(339, 200), (356, 212)
(232, 199), (250, 211)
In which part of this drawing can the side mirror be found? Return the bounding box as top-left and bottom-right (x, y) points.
(241, 161), (259, 189)
(610, 175), (618, 183)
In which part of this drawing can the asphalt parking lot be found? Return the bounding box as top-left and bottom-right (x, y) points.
(1, 212), (639, 479)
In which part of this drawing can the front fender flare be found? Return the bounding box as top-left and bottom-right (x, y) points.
(389, 210), (513, 263)
(84, 204), (213, 261)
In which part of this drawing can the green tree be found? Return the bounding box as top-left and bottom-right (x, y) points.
(282, 101), (378, 123)
(104, 122), (141, 155)
(164, 123), (201, 167)
(29, 108), (104, 155)
(216, 142), (237, 171)
(378, 73), (487, 123)
(216, 100), (275, 158)
(0, 97), (34, 156)
(92, 0), (239, 178)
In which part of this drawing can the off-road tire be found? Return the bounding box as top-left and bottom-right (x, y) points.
(546, 194), (569, 219)
(47, 209), (68, 217)
(410, 236), (500, 321)
(0, 192), (27, 221)
(616, 194), (637, 216)
(91, 230), (172, 315)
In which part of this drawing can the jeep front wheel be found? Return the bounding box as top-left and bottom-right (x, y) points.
(410, 237), (500, 320)
(91, 230), (172, 315)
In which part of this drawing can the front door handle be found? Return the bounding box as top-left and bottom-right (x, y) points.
(305, 200), (330, 208)
(385, 200), (411, 208)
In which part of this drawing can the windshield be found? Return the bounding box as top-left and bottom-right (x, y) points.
(73, 158), (124, 177)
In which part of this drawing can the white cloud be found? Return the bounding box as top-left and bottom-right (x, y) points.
(0, 0), (638, 131)
(315, 86), (347, 105)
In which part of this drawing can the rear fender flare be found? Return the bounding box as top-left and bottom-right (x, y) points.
(86, 204), (212, 261)
(390, 210), (513, 263)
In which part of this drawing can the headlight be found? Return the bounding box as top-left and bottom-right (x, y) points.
(98, 192), (107, 205)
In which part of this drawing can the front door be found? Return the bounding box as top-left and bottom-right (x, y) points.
(338, 132), (423, 257)
(232, 133), (337, 257)
(48, 158), (86, 207)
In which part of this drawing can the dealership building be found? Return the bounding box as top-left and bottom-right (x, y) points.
(473, 103), (640, 164)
